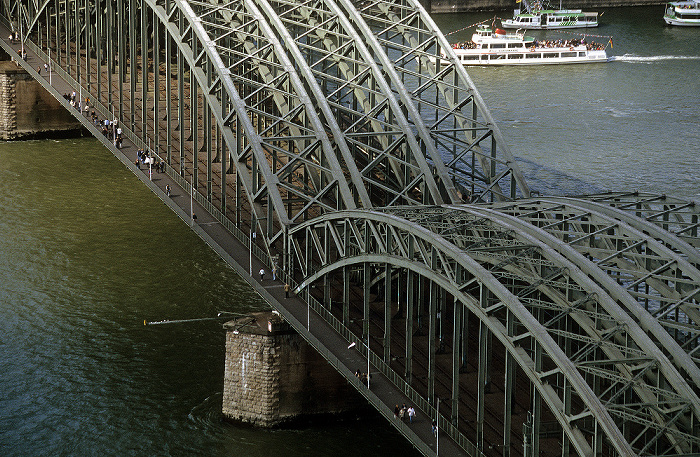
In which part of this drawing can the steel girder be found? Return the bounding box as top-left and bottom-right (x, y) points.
(9, 0), (530, 244)
(487, 198), (700, 382)
(582, 192), (700, 251)
(347, 0), (530, 202)
(289, 206), (700, 456)
(8, 1), (700, 455)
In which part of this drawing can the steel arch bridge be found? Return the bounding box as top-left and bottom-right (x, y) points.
(2, 1), (700, 456)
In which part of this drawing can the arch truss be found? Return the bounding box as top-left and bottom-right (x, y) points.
(1, 0), (529, 254)
(3, 1), (700, 456)
(288, 205), (700, 456)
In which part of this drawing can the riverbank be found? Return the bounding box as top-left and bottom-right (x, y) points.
(423, 0), (666, 13)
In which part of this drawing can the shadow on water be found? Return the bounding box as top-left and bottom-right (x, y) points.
(517, 157), (607, 198)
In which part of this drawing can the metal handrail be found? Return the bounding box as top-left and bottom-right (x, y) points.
(11, 33), (481, 457)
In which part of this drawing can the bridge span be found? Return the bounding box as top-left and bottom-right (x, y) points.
(2, 1), (700, 456)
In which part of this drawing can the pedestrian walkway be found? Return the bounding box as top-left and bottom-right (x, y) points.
(0, 28), (473, 457)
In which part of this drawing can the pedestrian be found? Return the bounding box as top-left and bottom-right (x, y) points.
(37, 65), (41, 75)
(408, 406), (415, 424)
(272, 264), (277, 281)
(259, 268), (265, 281)
(284, 283), (290, 298)
(165, 184), (171, 197)
(431, 419), (437, 436)
(43, 63), (48, 72)
(394, 404), (400, 419)
(399, 405), (406, 421)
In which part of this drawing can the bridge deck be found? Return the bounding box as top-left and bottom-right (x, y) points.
(0, 30), (467, 457)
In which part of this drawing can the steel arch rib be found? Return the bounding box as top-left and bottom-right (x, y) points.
(584, 192), (700, 249)
(290, 209), (633, 457)
(451, 205), (700, 447)
(240, 0), (372, 209)
(562, 196), (700, 264)
(390, 204), (700, 453)
(488, 198), (700, 386)
(267, 0), (448, 206)
(200, 0), (365, 213)
(155, 0), (289, 227)
(352, 0), (531, 201)
(160, 0), (370, 232)
(316, 0), (461, 205)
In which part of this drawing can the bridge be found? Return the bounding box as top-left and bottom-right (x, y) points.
(1, 1), (700, 456)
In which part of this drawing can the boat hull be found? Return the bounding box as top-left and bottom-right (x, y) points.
(448, 50), (608, 66)
(664, 16), (700, 25)
(501, 22), (598, 29)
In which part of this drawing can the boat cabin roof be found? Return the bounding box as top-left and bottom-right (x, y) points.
(668, 0), (700, 6)
(473, 25), (535, 43)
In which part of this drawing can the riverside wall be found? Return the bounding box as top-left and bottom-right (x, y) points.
(0, 53), (83, 140)
(222, 312), (364, 427)
(417, 0), (665, 13)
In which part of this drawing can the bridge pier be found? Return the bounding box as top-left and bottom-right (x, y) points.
(0, 55), (83, 139)
(222, 312), (364, 427)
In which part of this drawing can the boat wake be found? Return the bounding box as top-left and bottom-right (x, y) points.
(610, 54), (700, 63)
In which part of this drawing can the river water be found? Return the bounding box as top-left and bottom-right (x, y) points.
(0, 6), (698, 457)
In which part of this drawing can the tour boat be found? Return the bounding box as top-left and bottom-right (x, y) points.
(447, 25), (608, 66)
(664, 1), (700, 26)
(501, 0), (599, 29)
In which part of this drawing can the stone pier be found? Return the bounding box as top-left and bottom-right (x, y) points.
(0, 55), (84, 139)
(222, 312), (364, 427)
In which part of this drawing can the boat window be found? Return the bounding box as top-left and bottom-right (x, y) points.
(543, 52), (558, 58)
(464, 55), (480, 60)
(525, 53), (540, 59)
(561, 52), (577, 58)
(491, 43), (506, 49)
(579, 52), (586, 57)
(508, 43), (523, 48)
(509, 54), (524, 59)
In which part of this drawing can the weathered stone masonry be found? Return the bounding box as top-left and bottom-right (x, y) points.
(222, 312), (363, 427)
(0, 60), (83, 140)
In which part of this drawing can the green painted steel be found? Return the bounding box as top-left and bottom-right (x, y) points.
(3, 1), (700, 456)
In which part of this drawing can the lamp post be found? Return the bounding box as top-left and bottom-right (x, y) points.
(249, 229), (255, 277)
(190, 171), (194, 226)
(367, 328), (370, 388)
(147, 138), (152, 181)
(19, 7), (24, 59)
(351, 318), (371, 389)
(436, 396), (440, 456)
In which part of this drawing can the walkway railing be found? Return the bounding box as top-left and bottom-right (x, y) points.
(8, 32), (482, 457)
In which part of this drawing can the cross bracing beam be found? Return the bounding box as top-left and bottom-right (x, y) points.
(485, 199), (700, 388)
(348, 0), (531, 202)
(7, 1), (700, 455)
(582, 193), (700, 250)
(288, 207), (700, 456)
(8, 0), (530, 250)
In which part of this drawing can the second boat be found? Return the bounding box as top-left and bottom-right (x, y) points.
(447, 25), (609, 66)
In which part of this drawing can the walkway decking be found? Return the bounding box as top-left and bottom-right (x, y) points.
(0, 28), (471, 457)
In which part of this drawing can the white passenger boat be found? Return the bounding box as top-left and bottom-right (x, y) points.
(447, 25), (608, 66)
(664, 1), (700, 26)
(501, 0), (599, 29)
